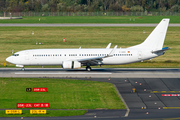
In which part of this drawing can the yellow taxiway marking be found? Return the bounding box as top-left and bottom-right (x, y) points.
(163, 107), (180, 109)
(151, 91), (180, 93)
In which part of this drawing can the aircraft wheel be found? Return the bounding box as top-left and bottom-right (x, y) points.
(86, 66), (91, 71)
(21, 68), (25, 71)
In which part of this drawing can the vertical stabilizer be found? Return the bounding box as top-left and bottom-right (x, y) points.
(129, 19), (169, 50)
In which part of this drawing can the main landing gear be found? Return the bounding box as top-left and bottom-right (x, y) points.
(21, 67), (25, 71)
(86, 66), (91, 71)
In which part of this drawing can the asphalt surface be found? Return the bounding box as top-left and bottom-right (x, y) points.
(1, 68), (180, 120)
(0, 23), (180, 27)
(0, 68), (180, 78)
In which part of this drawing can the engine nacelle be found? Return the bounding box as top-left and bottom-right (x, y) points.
(73, 61), (81, 69)
(62, 61), (81, 69)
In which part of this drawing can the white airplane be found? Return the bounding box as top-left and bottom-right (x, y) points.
(6, 19), (170, 71)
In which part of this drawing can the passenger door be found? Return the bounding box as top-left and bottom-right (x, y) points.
(138, 51), (142, 59)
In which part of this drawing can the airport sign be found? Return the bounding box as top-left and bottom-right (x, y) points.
(17, 103), (49, 108)
(30, 110), (46, 114)
(33, 103), (49, 108)
(17, 103), (33, 108)
(26, 88), (32, 92)
(33, 88), (47, 92)
(6, 110), (22, 114)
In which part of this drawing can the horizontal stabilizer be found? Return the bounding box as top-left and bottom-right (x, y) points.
(152, 47), (171, 53)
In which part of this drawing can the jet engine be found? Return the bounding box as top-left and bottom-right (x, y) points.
(62, 61), (81, 69)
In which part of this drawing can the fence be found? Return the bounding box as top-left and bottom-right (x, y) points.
(1, 11), (180, 17)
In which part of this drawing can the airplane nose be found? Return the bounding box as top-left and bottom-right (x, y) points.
(6, 56), (13, 63)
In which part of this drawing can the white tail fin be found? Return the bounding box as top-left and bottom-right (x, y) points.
(129, 19), (169, 50)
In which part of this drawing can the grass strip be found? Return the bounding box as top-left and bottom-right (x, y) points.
(0, 78), (125, 109)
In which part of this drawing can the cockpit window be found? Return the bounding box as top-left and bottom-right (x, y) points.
(12, 54), (19, 56)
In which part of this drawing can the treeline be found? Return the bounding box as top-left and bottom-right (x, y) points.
(1, 0), (180, 12)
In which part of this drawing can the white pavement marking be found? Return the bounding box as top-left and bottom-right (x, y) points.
(15, 72), (112, 75)
(113, 84), (130, 117)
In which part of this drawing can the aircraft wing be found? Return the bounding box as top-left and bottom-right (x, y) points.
(78, 56), (105, 65)
(152, 47), (171, 53)
(106, 43), (111, 49)
(77, 45), (117, 65)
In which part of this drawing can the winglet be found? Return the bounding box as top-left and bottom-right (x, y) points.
(108, 45), (117, 57)
(106, 43), (111, 49)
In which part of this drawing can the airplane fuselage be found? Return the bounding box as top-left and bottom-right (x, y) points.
(6, 48), (162, 66)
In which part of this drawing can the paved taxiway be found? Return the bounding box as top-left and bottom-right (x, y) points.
(1, 68), (180, 120)
(1, 23), (180, 27)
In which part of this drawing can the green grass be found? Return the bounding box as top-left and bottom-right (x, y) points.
(0, 16), (180, 23)
(0, 27), (180, 68)
(0, 110), (86, 117)
(0, 78), (125, 109)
